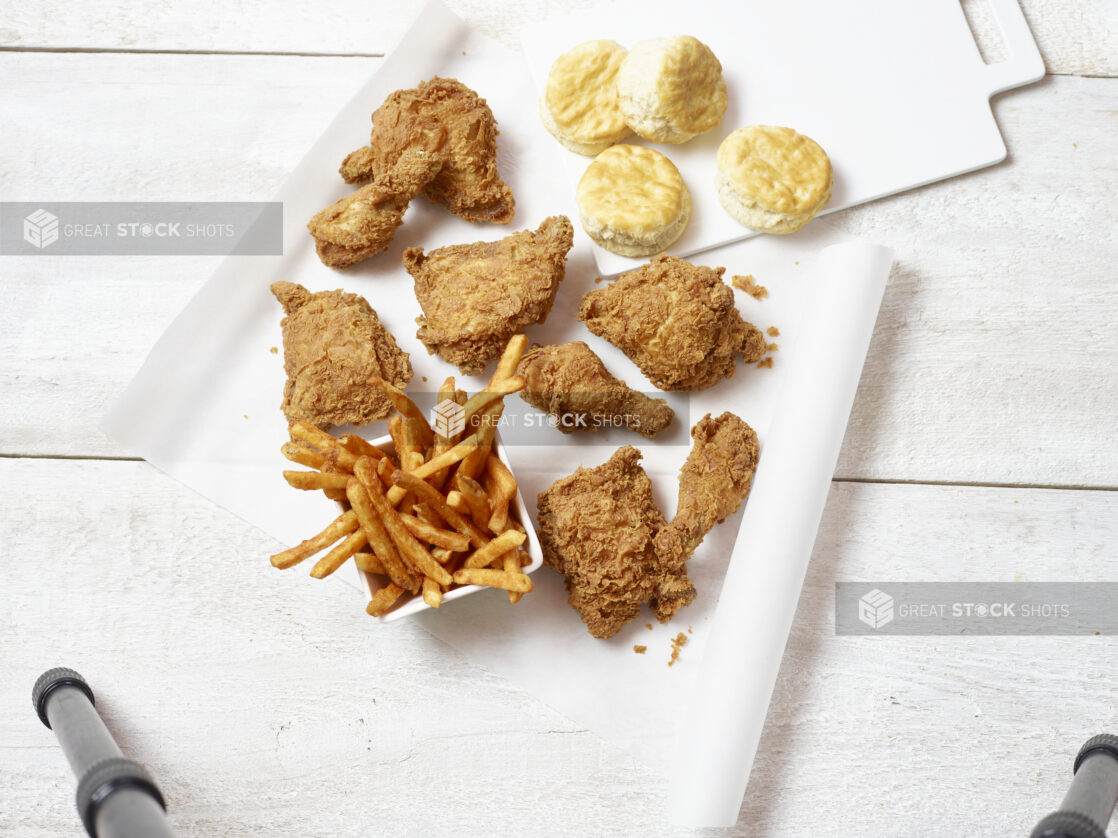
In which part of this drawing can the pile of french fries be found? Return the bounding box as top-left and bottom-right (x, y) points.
(271, 336), (534, 617)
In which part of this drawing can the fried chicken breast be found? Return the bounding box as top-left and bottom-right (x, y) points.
(341, 77), (515, 225)
(517, 341), (674, 437)
(271, 281), (412, 428)
(652, 412), (759, 619)
(578, 254), (766, 391)
(403, 216), (575, 375)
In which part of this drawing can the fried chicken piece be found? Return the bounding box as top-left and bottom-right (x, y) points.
(578, 254), (767, 391)
(517, 341), (674, 438)
(341, 77), (515, 224)
(271, 281), (412, 428)
(308, 141), (446, 270)
(538, 446), (685, 639)
(652, 413), (760, 621)
(403, 216), (574, 375)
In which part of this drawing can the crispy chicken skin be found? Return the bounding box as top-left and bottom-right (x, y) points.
(340, 77), (515, 225)
(538, 446), (690, 639)
(578, 254), (767, 391)
(517, 341), (674, 438)
(653, 412), (760, 586)
(308, 143), (446, 270)
(271, 281), (412, 428)
(403, 216), (575, 375)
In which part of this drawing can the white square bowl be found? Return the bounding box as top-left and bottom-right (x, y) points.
(351, 433), (544, 622)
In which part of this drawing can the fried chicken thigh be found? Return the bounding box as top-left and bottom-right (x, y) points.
(308, 142), (446, 270)
(538, 446), (693, 639)
(271, 281), (412, 428)
(578, 254), (767, 391)
(403, 216), (575, 375)
(653, 412), (760, 584)
(341, 77), (515, 224)
(517, 341), (674, 438)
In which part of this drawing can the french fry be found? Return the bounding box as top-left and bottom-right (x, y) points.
(283, 470), (353, 491)
(354, 551), (387, 575)
(281, 442), (326, 470)
(355, 459), (452, 586)
(503, 550), (522, 603)
(485, 454), (517, 501)
(414, 502), (446, 528)
(487, 498), (510, 534)
(462, 376), (525, 427)
(446, 490), (470, 516)
(366, 583), (404, 617)
(404, 432), (482, 481)
(464, 529), (526, 569)
(288, 421), (358, 471)
(270, 509), (358, 570)
(339, 433), (385, 460)
(345, 477), (419, 593)
(452, 567), (534, 593)
(431, 546), (454, 563)
(388, 414), (409, 461)
(492, 334), (528, 385)
(376, 456), (397, 491)
(374, 378), (434, 448)
(456, 475), (490, 529)
(310, 529), (368, 579)
(421, 578), (442, 609)
(391, 470), (489, 550)
(398, 513), (470, 552)
(454, 389), (468, 405)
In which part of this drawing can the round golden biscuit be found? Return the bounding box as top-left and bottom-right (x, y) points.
(716, 125), (833, 234)
(541, 40), (630, 156)
(616, 35), (727, 144)
(575, 144), (691, 257)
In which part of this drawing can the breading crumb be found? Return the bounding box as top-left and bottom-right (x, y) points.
(757, 357), (774, 369)
(421, 376), (428, 382)
(633, 645), (647, 654)
(766, 326), (780, 337)
(731, 274), (768, 300)
(269, 346), (278, 354)
(766, 342), (779, 352)
(668, 631), (688, 666)
(645, 623), (653, 630)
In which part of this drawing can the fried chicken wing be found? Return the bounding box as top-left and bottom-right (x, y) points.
(653, 412), (759, 581)
(538, 446), (684, 639)
(403, 215), (575, 375)
(517, 341), (674, 437)
(308, 143), (446, 270)
(341, 77), (515, 224)
(271, 281), (412, 428)
(578, 254), (767, 391)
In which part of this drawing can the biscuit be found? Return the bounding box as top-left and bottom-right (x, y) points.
(575, 144), (691, 257)
(616, 36), (727, 144)
(541, 40), (630, 156)
(716, 125), (833, 234)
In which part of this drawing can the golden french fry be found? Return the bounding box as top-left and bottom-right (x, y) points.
(288, 422), (358, 471)
(487, 498), (510, 534)
(398, 513), (470, 552)
(454, 389), (467, 406)
(310, 529), (368, 579)
(503, 550), (522, 603)
(355, 460), (452, 586)
(270, 509), (358, 570)
(464, 529), (526, 569)
(414, 503), (446, 528)
(422, 578), (442, 609)
(485, 454), (517, 501)
(492, 334), (528, 385)
(388, 414), (409, 462)
(346, 477), (419, 593)
(373, 377), (434, 448)
(281, 442), (326, 470)
(455, 475), (490, 529)
(452, 567), (533, 593)
(462, 376), (525, 427)
(456, 401), (502, 481)
(366, 583), (404, 616)
(391, 470), (489, 550)
(431, 546), (454, 563)
(403, 449), (425, 472)
(339, 433), (385, 460)
(354, 551), (387, 575)
(283, 470), (353, 491)
(376, 456), (397, 491)
(446, 491), (470, 516)
(404, 432), (482, 482)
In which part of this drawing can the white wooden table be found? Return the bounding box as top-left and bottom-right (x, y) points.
(1, 2), (1115, 835)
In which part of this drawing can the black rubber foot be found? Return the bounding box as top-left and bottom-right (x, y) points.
(33, 667), (95, 729)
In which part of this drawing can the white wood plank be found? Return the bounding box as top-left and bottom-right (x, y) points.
(0, 460), (1115, 835)
(0, 0), (1113, 77)
(0, 53), (1114, 486)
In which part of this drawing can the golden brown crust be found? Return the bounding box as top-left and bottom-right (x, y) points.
(403, 216), (575, 375)
(578, 254), (766, 391)
(270, 281), (412, 428)
(340, 77), (515, 224)
(517, 341), (674, 438)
